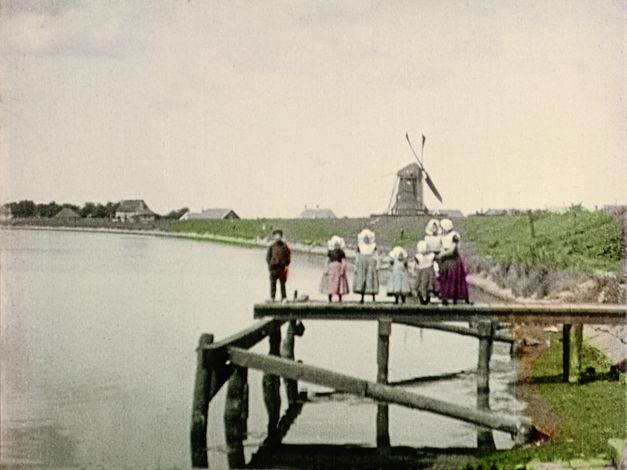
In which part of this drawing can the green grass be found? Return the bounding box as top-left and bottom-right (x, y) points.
(463, 335), (626, 469)
(458, 210), (623, 273)
(169, 210), (623, 273)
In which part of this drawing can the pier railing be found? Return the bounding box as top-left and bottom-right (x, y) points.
(190, 301), (626, 468)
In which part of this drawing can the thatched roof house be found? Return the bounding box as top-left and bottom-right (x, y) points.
(54, 207), (80, 219)
(179, 208), (239, 220)
(299, 208), (336, 219)
(115, 200), (156, 222)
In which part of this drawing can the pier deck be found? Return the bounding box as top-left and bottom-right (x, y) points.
(254, 301), (626, 325)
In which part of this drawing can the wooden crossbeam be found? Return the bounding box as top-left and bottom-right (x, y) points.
(254, 302), (626, 325)
(228, 347), (530, 436)
(395, 319), (514, 343)
(203, 318), (285, 367)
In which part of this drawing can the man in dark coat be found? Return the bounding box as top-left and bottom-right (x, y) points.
(266, 229), (291, 301)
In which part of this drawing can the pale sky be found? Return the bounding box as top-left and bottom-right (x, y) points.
(1, 0), (625, 217)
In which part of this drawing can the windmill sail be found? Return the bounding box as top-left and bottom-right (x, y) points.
(405, 132), (443, 203)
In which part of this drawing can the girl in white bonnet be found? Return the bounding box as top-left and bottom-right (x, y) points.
(386, 246), (411, 304)
(414, 240), (437, 305)
(320, 235), (349, 302)
(353, 229), (379, 303)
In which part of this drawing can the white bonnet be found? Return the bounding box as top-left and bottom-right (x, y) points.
(425, 219), (441, 236)
(416, 240), (427, 254)
(327, 235), (346, 250)
(440, 218), (453, 232)
(389, 246), (408, 260)
(357, 229), (375, 244)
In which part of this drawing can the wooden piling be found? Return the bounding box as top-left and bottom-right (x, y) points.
(574, 323), (583, 375)
(191, 333), (214, 469)
(376, 320), (391, 447)
(224, 366), (248, 468)
(562, 324), (572, 382)
(263, 326), (282, 437)
(476, 321), (496, 451)
(280, 320), (299, 404)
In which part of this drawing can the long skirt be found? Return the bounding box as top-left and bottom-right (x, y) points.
(353, 254), (379, 295)
(415, 267), (435, 299)
(437, 253), (469, 301)
(320, 261), (349, 295)
(386, 264), (411, 295)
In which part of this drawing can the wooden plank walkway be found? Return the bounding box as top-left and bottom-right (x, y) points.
(255, 301), (626, 325)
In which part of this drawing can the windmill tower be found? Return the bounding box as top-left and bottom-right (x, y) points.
(390, 163), (425, 215)
(387, 133), (443, 215)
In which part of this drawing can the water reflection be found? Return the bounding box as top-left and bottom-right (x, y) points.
(1, 229), (522, 469)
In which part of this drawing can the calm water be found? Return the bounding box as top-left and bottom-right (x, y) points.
(0, 229), (522, 469)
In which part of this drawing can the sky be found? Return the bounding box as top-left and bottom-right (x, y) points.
(1, 0), (625, 217)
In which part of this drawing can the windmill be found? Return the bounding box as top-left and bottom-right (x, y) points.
(388, 133), (443, 215)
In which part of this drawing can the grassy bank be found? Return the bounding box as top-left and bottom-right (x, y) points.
(171, 211), (623, 274)
(458, 210), (623, 273)
(463, 334), (626, 469)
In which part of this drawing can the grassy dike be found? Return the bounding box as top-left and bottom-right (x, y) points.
(462, 333), (626, 469)
(169, 210), (623, 273)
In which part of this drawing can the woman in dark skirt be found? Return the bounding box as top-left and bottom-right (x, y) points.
(437, 219), (470, 304)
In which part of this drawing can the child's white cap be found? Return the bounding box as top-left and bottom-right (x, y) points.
(327, 235), (346, 250)
(389, 246), (407, 260)
(440, 218), (453, 232)
(416, 240), (427, 254)
(425, 219), (441, 235)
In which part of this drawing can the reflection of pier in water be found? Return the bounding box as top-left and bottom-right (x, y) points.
(190, 302), (626, 468)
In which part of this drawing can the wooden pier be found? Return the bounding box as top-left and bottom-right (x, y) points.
(190, 301), (626, 468)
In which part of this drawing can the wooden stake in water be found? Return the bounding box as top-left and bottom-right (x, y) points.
(376, 320), (391, 448)
(476, 321), (496, 451)
(263, 327), (282, 437)
(224, 366), (248, 468)
(280, 320), (299, 404)
(190, 333), (214, 469)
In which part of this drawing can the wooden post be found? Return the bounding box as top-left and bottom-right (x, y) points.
(280, 320), (299, 404)
(224, 366), (248, 469)
(476, 321), (496, 451)
(562, 324), (572, 382)
(263, 326), (282, 437)
(376, 320), (391, 448)
(191, 333), (214, 469)
(574, 323), (583, 375)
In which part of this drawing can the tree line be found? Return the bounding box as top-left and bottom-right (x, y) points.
(3, 200), (188, 220)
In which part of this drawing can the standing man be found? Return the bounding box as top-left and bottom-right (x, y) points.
(266, 229), (291, 302)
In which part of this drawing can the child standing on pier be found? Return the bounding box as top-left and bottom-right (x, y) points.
(386, 246), (411, 304)
(437, 219), (470, 305)
(266, 229), (291, 302)
(353, 229), (379, 303)
(414, 241), (437, 305)
(320, 235), (349, 302)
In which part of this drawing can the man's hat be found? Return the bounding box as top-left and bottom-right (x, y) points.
(272, 229), (283, 236)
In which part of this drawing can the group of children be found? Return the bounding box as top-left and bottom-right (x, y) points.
(317, 219), (470, 305)
(267, 220), (470, 305)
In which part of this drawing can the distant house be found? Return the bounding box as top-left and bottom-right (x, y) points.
(179, 208), (240, 220)
(438, 209), (464, 218)
(299, 207), (336, 219)
(0, 204), (12, 221)
(115, 200), (156, 222)
(484, 209), (508, 216)
(54, 207), (80, 219)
